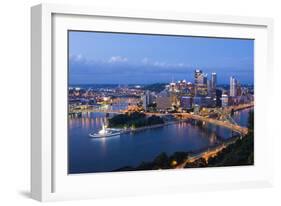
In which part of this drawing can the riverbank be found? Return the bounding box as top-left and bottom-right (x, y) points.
(114, 110), (254, 172)
(116, 119), (186, 134)
(114, 133), (252, 172)
(69, 106), (253, 173)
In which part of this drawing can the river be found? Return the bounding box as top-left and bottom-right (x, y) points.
(68, 107), (252, 174)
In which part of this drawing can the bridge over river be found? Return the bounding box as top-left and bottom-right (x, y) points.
(70, 103), (253, 136)
(173, 113), (248, 135)
(144, 103), (252, 135)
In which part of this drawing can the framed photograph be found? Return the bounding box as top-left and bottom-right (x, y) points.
(31, 3), (274, 201)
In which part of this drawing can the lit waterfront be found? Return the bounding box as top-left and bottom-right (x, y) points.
(68, 107), (252, 173)
(68, 31), (254, 173)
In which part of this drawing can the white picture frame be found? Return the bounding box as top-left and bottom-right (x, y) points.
(31, 3), (274, 202)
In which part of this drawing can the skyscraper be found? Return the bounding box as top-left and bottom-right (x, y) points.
(207, 79), (212, 96)
(194, 69), (203, 85)
(201, 74), (208, 85)
(180, 96), (193, 110)
(196, 73), (207, 85)
(194, 69), (208, 97)
(141, 90), (153, 111)
(230, 76), (237, 97)
(211, 73), (217, 90)
(221, 94), (229, 107)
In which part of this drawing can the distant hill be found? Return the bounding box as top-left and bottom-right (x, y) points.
(143, 83), (167, 93)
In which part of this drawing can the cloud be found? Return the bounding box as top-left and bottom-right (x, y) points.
(141, 57), (149, 64)
(153, 61), (167, 67)
(69, 53), (84, 62)
(68, 55), (253, 84)
(108, 56), (128, 63)
(69, 54), (191, 70)
(69, 54), (195, 77)
(141, 57), (190, 69)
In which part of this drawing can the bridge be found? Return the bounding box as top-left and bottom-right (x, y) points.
(144, 102), (253, 136)
(141, 111), (248, 135)
(70, 103), (253, 135)
(225, 102), (254, 113)
(173, 113), (248, 135)
(69, 108), (125, 115)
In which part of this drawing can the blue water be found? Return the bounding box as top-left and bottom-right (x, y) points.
(68, 108), (252, 173)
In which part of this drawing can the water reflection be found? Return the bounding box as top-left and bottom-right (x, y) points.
(68, 108), (252, 173)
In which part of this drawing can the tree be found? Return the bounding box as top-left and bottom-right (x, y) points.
(153, 153), (169, 169)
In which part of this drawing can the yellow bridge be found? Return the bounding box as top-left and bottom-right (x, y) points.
(70, 103), (253, 136)
(173, 113), (248, 135)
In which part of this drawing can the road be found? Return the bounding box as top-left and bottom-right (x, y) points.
(176, 136), (240, 169)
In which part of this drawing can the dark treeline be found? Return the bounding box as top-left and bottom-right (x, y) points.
(108, 112), (164, 128)
(115, 152), (189, 172)
(143, 83), (167, 93)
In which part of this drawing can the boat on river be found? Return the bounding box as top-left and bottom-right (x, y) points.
(89, 124), (122, 138)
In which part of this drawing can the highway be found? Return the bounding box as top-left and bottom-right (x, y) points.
(176, 136), (240, 169)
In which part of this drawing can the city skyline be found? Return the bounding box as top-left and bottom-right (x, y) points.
(68, 32), (254, 173)
(69, 31), (254, 85)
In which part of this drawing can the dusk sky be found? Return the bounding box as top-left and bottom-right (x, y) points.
(69, 31), (254, 85)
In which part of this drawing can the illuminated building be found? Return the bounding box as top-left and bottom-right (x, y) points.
(156, 95), (173, 111)
(194, 69), (203, 85)
(197, 73), (208, 85)
(193, 105), (200, 114)
(193, 96), (203, 106)
(155, 91), (173, 111)
(207, 79), (212, 96)
(211, 73), (217, 90)
(193, 96), (213, 108)
(221, 94), (229, 107)
(230, 76), (238, 97)
(169, 82), (178, 93)
(141, 90), (154, 111)
(194, 69), (208, 97)
(180, 96), (193, 110)
(237, 82), (242, 96)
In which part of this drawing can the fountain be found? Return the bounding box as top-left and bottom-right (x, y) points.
(89, 121), (122, 138)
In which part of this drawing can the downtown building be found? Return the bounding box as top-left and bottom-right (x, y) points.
(210, 72), (217, 98)
(211, 73), (217, 90)
(194, 69), (208, 97)
(193, 69), (217, 108)
(180, 96), (193, 111)
(141, 90), (155, 111)
(155, 90), (173, 111)
(230, 76), (238, 97)
(229, 76), (247, 106)
(221, 94), (229, 107)
(194, 69), (208, 86)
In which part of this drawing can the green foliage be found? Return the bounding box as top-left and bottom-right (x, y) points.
(108, 112), (164, 128)
(153, 152), (170, 169)
(248, 110), (254, 132)
(116, 152), (189, 171)
(169, 152), (188, 163)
